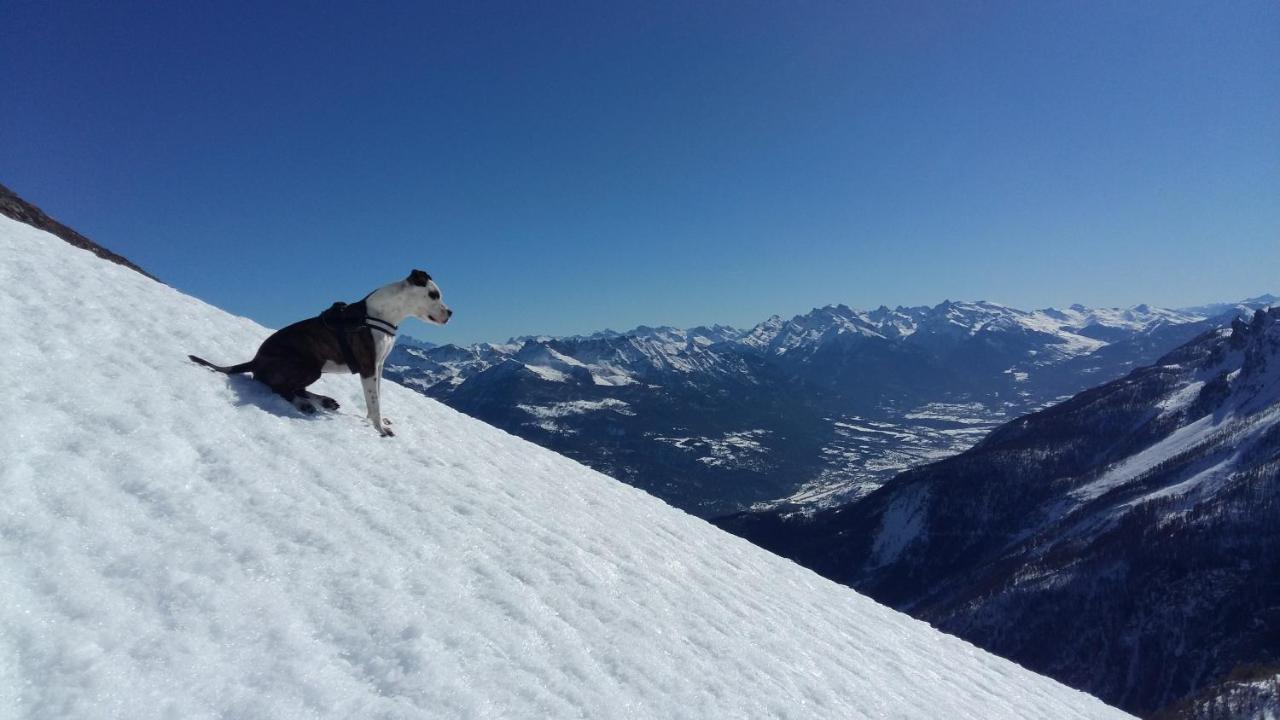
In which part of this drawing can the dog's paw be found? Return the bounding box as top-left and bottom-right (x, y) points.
(371, 417), (395, 437)
(298, 402), (317, 415)
(320, 398), (340, 411)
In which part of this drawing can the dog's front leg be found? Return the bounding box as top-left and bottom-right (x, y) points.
(361, 374), (394, 437)
(375, 361), (391, 427)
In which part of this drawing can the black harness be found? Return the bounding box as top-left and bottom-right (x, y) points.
(319, 299), (397, 374)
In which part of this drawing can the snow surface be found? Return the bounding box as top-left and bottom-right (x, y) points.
(515, 400), (637, 435)
(758, 406), (1004, 513)
(653, 431), (773, 471)
(1071, 337), (1280, 510)
(518, 399), (636, 419)
(0, 215), (1130, 719)
(1072, 414), (1220, 503)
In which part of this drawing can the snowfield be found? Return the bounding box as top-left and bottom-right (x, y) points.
(0, 215), (1130, 719)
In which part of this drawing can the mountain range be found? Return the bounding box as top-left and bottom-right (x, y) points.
(388, 296), (1275, 516)
(719, 306), (1280, 717)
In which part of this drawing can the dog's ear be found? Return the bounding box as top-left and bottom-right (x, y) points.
(407, 269), (432, 286)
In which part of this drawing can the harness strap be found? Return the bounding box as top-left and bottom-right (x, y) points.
(333, 327), (360, 374)
(320, 300), (398, 374)
(365, 316), (398, 336)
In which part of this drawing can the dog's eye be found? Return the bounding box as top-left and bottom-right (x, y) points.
(428, 290), (440, 301)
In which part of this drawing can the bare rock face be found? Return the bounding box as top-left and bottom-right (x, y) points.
(0, 181), (155, 280)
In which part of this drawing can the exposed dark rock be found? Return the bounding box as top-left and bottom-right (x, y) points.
(0, 181), (155, 281)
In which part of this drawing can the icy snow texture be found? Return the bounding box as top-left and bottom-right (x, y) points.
(0, 215), (1130, 719)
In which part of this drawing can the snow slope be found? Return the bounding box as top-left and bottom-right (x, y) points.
(0, 215), (1129, 719)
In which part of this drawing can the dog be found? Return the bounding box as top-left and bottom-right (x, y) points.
(189, 269), (451, 437)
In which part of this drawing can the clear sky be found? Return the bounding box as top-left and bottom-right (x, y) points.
(3, 1), (1277, 345)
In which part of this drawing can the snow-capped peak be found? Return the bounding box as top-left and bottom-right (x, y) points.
(1037, 303), (1206, 334)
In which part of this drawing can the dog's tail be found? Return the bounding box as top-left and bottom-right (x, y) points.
(189, 355), (254, 375)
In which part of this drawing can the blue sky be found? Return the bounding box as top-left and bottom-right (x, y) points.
(3, 1), (1277, 345)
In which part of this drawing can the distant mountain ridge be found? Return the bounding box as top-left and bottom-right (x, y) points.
(719, 306), (1280, 717)
(401, 298), (1241, 392)
(389, 296), (1273, 516)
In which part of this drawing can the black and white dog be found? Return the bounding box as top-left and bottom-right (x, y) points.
(190, 269), (451, 437)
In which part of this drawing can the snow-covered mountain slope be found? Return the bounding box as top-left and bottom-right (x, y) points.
(721, 308), (1280, 716)
(1183, 294), (1280, 320)
(1155, 665), (1280, 720)
(0, 214), (1131, 718)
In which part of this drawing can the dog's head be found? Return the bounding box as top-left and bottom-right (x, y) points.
(406, 269), (453, 325)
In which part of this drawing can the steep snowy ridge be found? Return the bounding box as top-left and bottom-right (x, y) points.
(0, 214), (1129, 718)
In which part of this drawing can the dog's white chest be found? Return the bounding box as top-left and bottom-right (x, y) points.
(319, 333), (396, 375)
(374, 333), (395, 365)
(321, 360), (348, 374)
